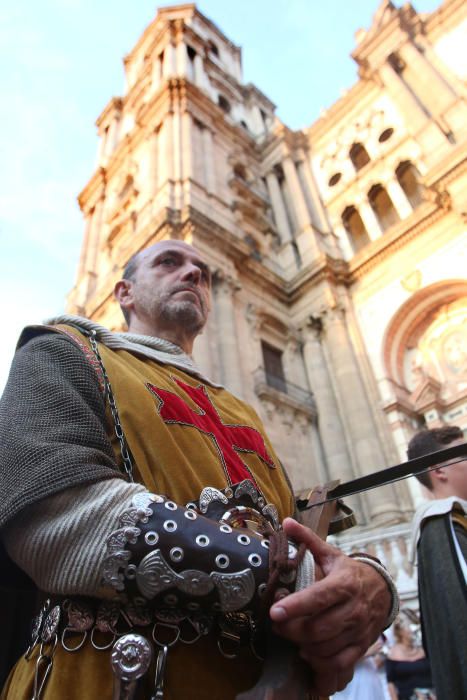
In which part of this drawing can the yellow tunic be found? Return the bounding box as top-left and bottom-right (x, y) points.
(2, 329), (295, 700)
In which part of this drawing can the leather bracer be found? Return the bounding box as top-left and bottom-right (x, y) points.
(102, 483), (300, 617)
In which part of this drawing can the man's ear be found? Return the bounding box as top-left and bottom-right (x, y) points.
(114, 279), (134, 312)
(431, 467), (448, 485)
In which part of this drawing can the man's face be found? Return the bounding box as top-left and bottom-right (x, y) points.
(436, 437), (467, 500)
(128, 240), (212, 335)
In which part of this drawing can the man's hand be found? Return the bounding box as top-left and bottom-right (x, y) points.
(270, 518), (392, 696)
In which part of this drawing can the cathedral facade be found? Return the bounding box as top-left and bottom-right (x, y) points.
(68, 0), (467, 604)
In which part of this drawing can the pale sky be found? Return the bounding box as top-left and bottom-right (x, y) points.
(0, 0), (442, 390)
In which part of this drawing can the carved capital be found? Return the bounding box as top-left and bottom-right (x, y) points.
(212, 269), (241, 297)
(424, 186), (452, 212)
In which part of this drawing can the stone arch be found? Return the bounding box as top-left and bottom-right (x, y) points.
(383, 280), (467, 397)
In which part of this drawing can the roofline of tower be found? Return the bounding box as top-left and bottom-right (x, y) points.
(123, 3), (241, 69)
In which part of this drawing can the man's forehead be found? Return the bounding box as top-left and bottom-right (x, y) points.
(142, 240), (204, 262)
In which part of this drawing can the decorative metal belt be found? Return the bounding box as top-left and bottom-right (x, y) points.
(27, 595), (263, 700)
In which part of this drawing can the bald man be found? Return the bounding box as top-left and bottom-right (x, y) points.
(0, 241), (397, 700)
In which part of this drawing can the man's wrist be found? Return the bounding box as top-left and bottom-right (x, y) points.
(349, 552), (399, 628)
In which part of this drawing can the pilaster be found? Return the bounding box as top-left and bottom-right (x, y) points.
(265, 171), (292, 243)
(212, 271), (244, 398)
(320, 306), (404, 523)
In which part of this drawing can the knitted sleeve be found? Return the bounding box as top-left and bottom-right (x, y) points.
(0, 332), (125, 528)
(2, 478), (146, 597)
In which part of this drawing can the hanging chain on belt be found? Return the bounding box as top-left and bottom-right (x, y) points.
(88, 330), (134, 483)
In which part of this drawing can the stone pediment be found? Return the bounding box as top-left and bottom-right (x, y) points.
(354, 0), (398, 47)
(372, 0), (398, 29)
(411, 376), (442, 412)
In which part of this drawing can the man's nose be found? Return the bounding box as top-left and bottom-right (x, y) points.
(181, 262), (202, 283)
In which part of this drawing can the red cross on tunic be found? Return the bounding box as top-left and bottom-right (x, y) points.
(146, 377), (276, 486)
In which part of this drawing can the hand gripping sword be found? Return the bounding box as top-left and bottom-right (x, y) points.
(237, 441), (467, 700)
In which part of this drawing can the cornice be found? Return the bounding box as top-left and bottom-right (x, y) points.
(287, 254), (351, 303)
(77, 168), (107, 211)
(95, 97), (123, 129)
(186, 207), (289, 301)
(423, 0), (467, 41)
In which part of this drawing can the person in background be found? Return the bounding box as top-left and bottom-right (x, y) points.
(385, 619), (433, 700)
(408, 426), (467, 700)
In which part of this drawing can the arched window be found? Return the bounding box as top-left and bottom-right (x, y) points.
(396, 161), (423, 209)
(342, 206), (371, 253)
(349, 142), (370, 171)
(368, 184), (399, 231)
(207, 40), (219, 58)
(218, 95), (231, 114)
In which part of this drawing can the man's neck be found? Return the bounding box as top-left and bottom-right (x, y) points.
(126, 318), (195, 354)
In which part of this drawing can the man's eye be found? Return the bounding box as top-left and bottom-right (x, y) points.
(160, 257), (176, 265)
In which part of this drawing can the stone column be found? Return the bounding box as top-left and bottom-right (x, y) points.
(302, 319), (355, 485)
(163, 43), (176, 78)
(295, 151), (329, 232)
(151, 53), (163, 91)
(332, 220), (354, 260)
(176, 41), (188, 77)
(212, 272), (244, 398)
(265, 171), (292, 243)
(379, 63), (429, 132)
(399, 42), (456, 113)
(203, 127), (216, 195)
(283, 157), (322, 262)
(385, 178), (413, 219)
(146, 130), (159, 199)
(181, 112), (192, 182)
(357, 197), (384, 240)
(321, 307), (403, 523)
(309, 419), (328, 485)
(193, 323), (213, 378)
(158, 118), (174, 208)
(282, 157), (311, 231)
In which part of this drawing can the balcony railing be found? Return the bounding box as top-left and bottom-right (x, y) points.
(253, 367), (315, 411)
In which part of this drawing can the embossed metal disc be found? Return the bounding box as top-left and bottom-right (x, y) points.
(41, 605), (61, 643)
(111, 634), (153, 681)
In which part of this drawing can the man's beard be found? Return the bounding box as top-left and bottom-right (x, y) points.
(160, 298), (205, 334)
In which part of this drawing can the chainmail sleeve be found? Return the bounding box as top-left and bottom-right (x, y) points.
(0, 331), (125, 529)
